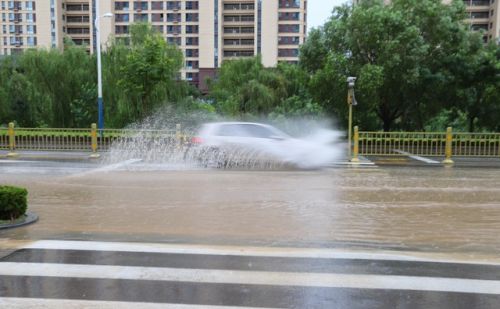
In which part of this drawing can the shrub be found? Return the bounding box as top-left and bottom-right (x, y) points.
(0, 186), (28, 221)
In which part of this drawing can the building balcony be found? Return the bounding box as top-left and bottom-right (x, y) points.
(466, 18), (490, 24)
(463, 0), (490, 7)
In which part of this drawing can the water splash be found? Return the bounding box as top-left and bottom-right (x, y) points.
(102, 109), (344, 170)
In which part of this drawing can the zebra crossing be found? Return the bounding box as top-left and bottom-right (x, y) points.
(1, 240), (500, 308)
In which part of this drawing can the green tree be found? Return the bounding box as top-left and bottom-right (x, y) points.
(2, 45), (96, 127)
(116, 23), (184, 120)
(447, 42), (500, 132)
(301, 0), (495, 131)
(210, 56), (287, 116)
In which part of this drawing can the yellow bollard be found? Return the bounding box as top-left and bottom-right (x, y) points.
(176, 123), (181, 149)
(442, 127), (454, 165)
(7, 122), (18, 157)
(350, 126), (360, 163)
(89, 123), (100, 158)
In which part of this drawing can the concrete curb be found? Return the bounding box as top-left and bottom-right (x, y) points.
(0, 212), (38, 230)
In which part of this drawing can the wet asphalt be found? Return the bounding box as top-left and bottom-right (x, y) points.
(1, 157), (500, 308)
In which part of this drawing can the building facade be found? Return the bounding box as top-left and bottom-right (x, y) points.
(463, 0), (500, 43)
(0, 0), (307, 89)
(353, 0), (500, 43)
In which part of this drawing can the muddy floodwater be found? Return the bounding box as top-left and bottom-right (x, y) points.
(2, 165), (500, 255)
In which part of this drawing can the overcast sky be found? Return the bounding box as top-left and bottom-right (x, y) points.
(308, 0), (349, 30)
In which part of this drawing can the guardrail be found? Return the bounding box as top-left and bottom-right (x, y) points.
(354, 126), (500, 163)
(1, 122), (186, 157)
(3, 123), (500, 164)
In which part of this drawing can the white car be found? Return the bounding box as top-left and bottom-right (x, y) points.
(185, 122), (341, 169)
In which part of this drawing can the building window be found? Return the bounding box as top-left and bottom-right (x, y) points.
(27, 36), (36, 46)
(186, 37), (199, 46)
(115, 25), (129, 34)
(167, 13), (181, 22)
(279, 0), (300, 8)
(186, 72), (199, 82)
(278, 24), (300, 33)
(185, 48), (199, 57)
(279, 12), (300, 21)
(470, 12), (489, 19)
(133, 2), (148, 11)
(278, 36), (300, 45)
(223, 50), (254, 57)
(152, 13), (164, 22)
(186, 1), (198, 10)
(186, 60), (199, 69)
(166, 1), (181, 10)
(186, 25), (198, 34)
(27, 24), (36, 34)
(26, 13), (35, 22)
(115, 14), (130, 22)
(134, 13), (148, 22)
(25, 1), (35, 10)
(185, 13), (198, 22)
(115, 2), (129, 10)
(167, 25), (181, 34)
(151, 1), (163, 10)
(278, 48), (299, 57)
(471, 23), (489, 31)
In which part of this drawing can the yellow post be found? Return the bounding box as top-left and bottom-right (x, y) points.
(442, 127), (454, 165)
(7, 122), (18, 157)
(176, 123), (181, 148)
(89, 123), (100, 158)
(347, 88), (353, 160)
(351, 126), (360, 163)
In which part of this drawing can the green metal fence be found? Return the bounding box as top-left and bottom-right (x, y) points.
(453, 133), (500, 157)
(2, 123), (500, 160)
(358, 129), (500, 158)
(0, 123), (182, 153)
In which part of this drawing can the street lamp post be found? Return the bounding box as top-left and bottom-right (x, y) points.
(347, 77), (357, 161)
(94, 4), (113, 131)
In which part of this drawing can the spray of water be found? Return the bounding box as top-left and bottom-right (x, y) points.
(102, 107), (344, 170)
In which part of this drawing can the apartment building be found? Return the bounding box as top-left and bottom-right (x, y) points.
(0, 0), (61, 55)
(463, 0), (499, 43)
(353, 0), (500, 43)
(0, 0), (307, 90)
(108, 0), (307, 88)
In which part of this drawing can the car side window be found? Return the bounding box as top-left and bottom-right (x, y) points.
(215, 124), (275, 138)
(216, 125), (248, 137)
(240, 125), (274, 138)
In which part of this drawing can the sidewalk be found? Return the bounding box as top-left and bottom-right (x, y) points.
(0, 150), (95, 161)
(367, 155), (500, 168)
(2, 149), (500, 168)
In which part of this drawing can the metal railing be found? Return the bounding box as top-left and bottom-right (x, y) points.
(453, 132), (500, 157)
(358, 131), (447, 157)
(1, 123), (185, 156)
(3, 123), (500, 163)
(354, 127), (500, 163)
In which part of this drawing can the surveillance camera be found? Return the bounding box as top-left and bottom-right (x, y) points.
(347, 76), (356, 88)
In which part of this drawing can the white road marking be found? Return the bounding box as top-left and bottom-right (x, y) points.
(0, 298), (278, 309)
(1, 262), (500, 295)
(21, 240), (500, 266)
(394, 150), (440, 164)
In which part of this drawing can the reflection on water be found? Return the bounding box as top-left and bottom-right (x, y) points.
(2, 166), (500, 255)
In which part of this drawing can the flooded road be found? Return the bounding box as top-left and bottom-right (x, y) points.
(3, 161), (500, 308)
(2, 162), (500, 255)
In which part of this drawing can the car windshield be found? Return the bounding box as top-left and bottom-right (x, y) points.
(215, 124), (285, 138)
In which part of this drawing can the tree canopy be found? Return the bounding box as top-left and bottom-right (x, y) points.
(300, 0), (500, 131)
